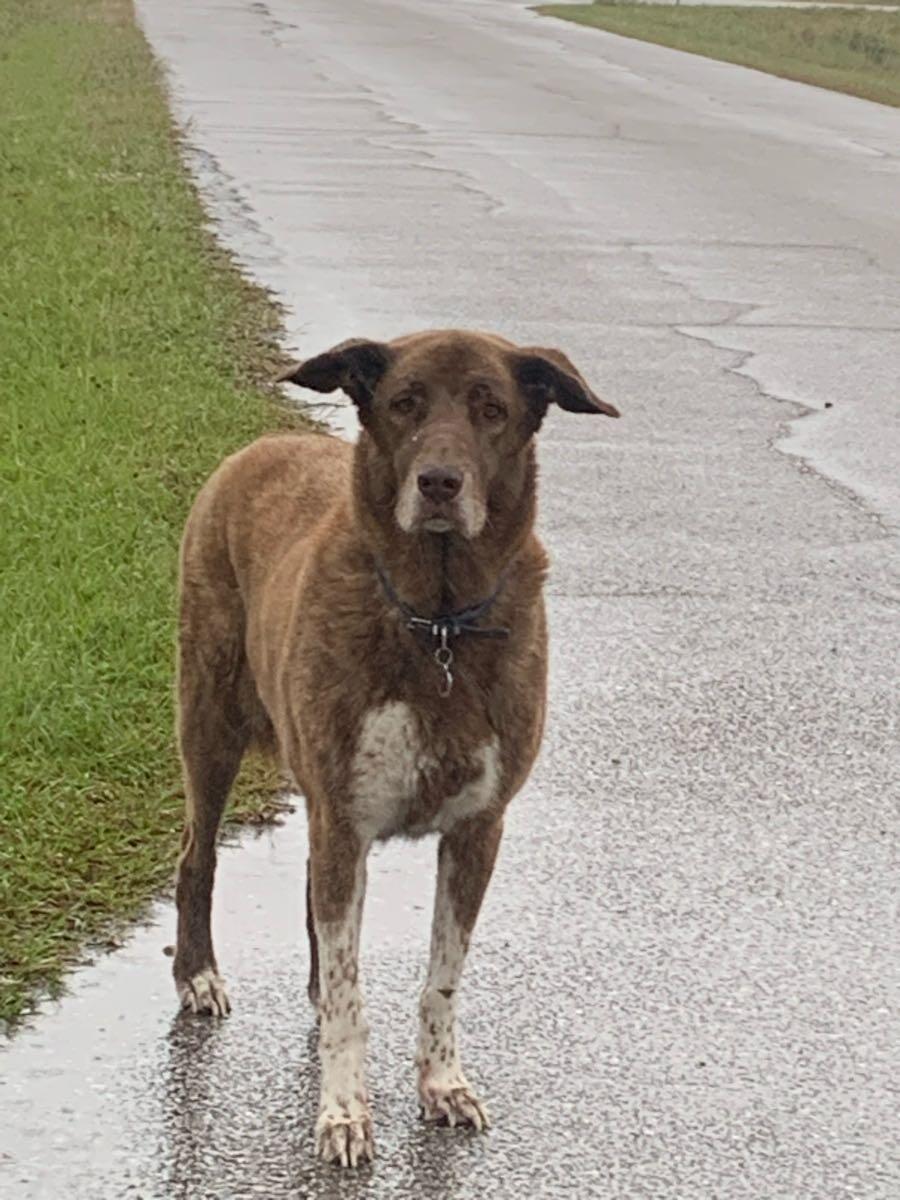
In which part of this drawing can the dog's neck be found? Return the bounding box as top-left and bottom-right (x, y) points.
(351, 433), (537, 616)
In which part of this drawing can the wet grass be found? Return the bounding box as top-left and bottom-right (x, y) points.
(538, 4), (900, 107)
(0, 0), (303, 1026)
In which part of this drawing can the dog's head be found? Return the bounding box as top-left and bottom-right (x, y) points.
(279, 330), (618, 539)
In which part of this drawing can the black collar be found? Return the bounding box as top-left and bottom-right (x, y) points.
(374, 560), (510, 697)
(374, 561), (510, 642)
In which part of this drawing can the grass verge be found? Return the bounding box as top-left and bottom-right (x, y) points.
(537, 3), (900, 107)
(0, 0), (302, 1027)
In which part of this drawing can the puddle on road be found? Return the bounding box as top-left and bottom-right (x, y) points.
(0, 806), (441, 1198)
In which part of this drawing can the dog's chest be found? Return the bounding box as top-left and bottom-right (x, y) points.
(351, 701), (500, 841)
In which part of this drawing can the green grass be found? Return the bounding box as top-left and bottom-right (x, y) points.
(538, 3), (900, 107)
(0, 0), (301, 1027)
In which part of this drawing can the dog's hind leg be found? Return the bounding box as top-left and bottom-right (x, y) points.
(416, 814), (503, 1131)
(305, 856), (320, 1010)
(172, 600), (252, 1017)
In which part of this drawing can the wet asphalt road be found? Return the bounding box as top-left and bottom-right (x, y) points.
(3, 1), (900, 1196)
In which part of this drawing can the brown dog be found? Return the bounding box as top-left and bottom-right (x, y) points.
(173, 330), (619, 1166)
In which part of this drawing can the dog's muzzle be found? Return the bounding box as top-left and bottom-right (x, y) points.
(396, 466), (485, 539)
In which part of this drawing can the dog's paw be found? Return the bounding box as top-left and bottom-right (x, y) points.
(177, 968), (231, 1017)
(315, 1104), (374, 1168)
(419, 1075), (490, 1131)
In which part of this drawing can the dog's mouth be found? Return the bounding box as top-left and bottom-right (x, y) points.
(423, 515), (454, 533)
(409, 500), (464, 536)
(395, 491), (486, 540)
(413, 502), (486, 539)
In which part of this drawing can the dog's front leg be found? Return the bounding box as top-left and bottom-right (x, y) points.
(416, 814), (503, 1131)
(308, 812), (373, 1167)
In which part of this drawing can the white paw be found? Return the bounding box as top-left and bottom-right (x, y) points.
(178, 968), (231, 1017)
(315, 1102), (374, 1168)
(419, 1074), (490, 1131)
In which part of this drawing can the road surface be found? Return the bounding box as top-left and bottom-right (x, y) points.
(2, 2), (898, 1197)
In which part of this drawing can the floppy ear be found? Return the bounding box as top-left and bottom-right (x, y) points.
(511, 346), (620, 428)
(276, 338), (391, 413)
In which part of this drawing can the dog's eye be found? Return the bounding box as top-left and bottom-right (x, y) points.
(482, 402), (506, 421)
(390, 395), (417, 415)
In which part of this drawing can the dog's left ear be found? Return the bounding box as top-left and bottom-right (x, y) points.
(511, 347), (620, 428)
(276, 338), (392, 414)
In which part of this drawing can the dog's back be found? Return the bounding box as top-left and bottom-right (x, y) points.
(180, 432), (350, 607)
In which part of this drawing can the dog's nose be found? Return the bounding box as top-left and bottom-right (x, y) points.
(418, 466), (462, 503)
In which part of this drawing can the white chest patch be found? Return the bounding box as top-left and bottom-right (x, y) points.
(351, 701), (500, 842)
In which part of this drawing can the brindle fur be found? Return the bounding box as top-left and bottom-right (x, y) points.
(173, 329), (618, 1163)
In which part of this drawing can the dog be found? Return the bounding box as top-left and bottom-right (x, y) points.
(173, 329), (619, 1166)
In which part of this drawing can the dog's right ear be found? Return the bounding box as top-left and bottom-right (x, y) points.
(276, 339), (392, 414)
